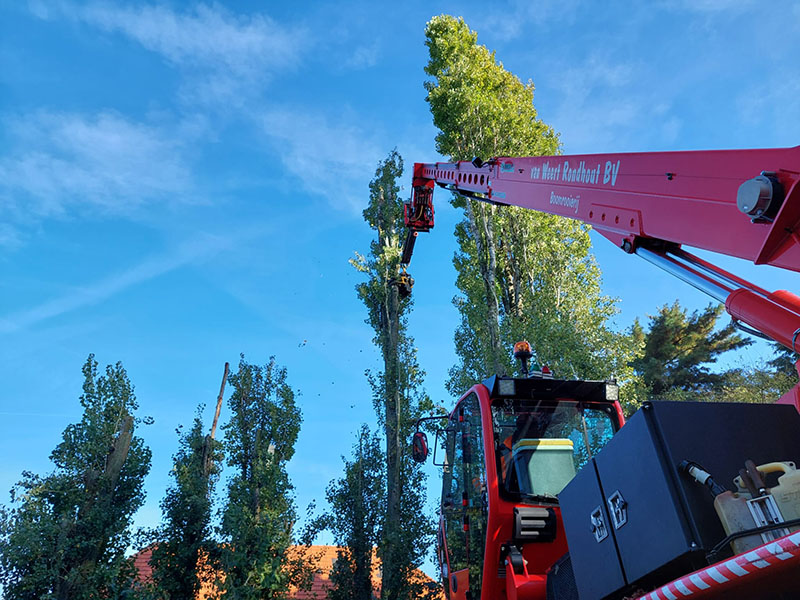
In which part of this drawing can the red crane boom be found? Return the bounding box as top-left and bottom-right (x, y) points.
(405, 146), (800, 407)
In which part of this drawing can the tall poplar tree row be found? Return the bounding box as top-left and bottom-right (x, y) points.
(0, 355), (151, 599)
(424, 16), (640, 408)
(323, 425), (385, 600)
(351, 150), (435, 600)
(147, 407), (224, 599)
(219, 356), (307, 600)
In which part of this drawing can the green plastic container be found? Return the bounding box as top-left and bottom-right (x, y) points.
(512, 438), (576, 497)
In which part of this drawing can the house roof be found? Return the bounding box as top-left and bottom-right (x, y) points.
(133, 546), (154, 582)
(131, 545), (221, 600)
(131, 544), (442, 599)
(290, 545), (380, 600)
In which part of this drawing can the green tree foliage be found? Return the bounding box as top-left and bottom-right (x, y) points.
(424, 15), (559, 160)
(147, 408), (223, 599)
(0, 355), (151, 599)
(714, 360), (796, 404)
(351, 150), (436, 600)
(768, 342), (798, 379)
(219, 355), (305, 600)
(423, 15), (639, 404)
(321, 425), (384, 600)
(630, 301), (752, 399)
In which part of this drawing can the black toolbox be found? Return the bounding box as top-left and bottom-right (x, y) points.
(558, 401), (800, 600)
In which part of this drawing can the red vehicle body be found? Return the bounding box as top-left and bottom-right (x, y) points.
(432, 375), (626, 600)
(408, 145), (800, 600)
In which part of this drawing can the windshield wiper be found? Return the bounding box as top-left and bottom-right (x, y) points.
(519, 492), (559, 504)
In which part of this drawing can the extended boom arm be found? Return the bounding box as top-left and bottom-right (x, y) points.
(407, 146), (800, 405)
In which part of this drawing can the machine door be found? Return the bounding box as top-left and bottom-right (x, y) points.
(558, 458), (627, 600)
(441, 393), (489, 598)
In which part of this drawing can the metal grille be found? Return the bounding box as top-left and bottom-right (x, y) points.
(546, 553), (579, 600)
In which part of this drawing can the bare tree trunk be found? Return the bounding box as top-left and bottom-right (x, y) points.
(382, 261), (403, 600)
(204, 361), (229, 476)
(465, 199), (504, 375)
(210, 362), (229, 442)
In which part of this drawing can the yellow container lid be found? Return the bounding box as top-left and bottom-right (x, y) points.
(513, 438), (574, 451)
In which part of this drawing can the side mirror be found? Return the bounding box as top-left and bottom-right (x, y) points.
(412, 431), (429, 463)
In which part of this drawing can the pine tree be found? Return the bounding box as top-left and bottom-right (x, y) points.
(351, 150), (436, 600)
(0, 355), (151, 599)
(768, 342), (798, 379)
(423, 15), (639, 406)
(630, 301), (751, 399)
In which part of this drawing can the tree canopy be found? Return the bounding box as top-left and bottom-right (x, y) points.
(320, 425), (385, 600)
(351, 150), (436, 600)
(220, 355), (305, 600)
(0, 355), (151, 600)
(630, 302), (797, 404)
(630, 302), (751, 398)
(424, 15), (639, 407)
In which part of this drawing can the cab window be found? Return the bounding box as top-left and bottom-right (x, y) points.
(492, 399), (617, 503)
(440, 394), (488, 597)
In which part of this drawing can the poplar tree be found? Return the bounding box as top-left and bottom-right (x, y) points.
(147, 410), (223, 599)
(0, 355), (151, 599)
(219, 356), (304, 600)
(147, 365), (227, 598)
(323, 425), (384, 600)
(351, 150), (435, 600)
(423, 15), (639, 405)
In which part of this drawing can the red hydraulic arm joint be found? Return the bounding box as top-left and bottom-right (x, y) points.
(410, 146), (800, 407)
(400, 163), (436, 266)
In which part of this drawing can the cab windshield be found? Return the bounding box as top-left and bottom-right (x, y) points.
(492, 399), (617, 503)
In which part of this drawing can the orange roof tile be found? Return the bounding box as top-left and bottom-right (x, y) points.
(131, 544), (441, 599)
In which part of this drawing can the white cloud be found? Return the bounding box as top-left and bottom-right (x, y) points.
(657, 0), (757, 13)
(82, 4), (300, 74)
(0, 111), (195, 217)
(30, 2), (307, 105)
(0, 233), (230, 334)
(736, 75), (800, 145)
(258, 108), (385, 213)
(543, 55), (658, 152)
(481, 0), (582, 41)
(343, 42), (380, 70)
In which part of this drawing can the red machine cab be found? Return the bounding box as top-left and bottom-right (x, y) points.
(433, 374), (624, 600)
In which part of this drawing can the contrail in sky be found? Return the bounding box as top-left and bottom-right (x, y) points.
(0, 233), (231, 334)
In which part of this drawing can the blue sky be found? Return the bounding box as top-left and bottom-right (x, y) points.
(2, 0), (800, 574)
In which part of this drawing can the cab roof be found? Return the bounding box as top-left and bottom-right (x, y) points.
(481, 375), (618, 404)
